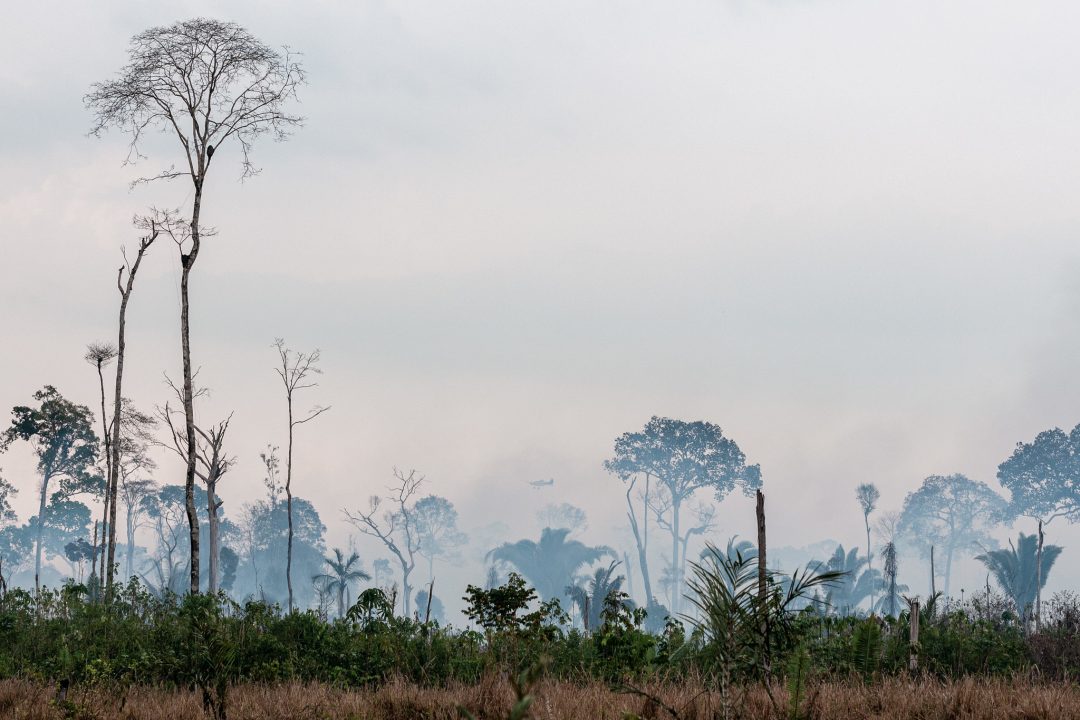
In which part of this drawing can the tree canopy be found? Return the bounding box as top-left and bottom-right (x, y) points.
(488, 527), (615, 603)
(604, 417), (762, 503)
(898, 474), (1007, 596)
(998, 424), (1080, 525)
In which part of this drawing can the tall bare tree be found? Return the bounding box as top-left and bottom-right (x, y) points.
(346, 469), (423, 617)
(87, 19), (305, 593)
(96, 217), (161, 592)
(158, 382), (234, 593)
(273, 339), (329, 611)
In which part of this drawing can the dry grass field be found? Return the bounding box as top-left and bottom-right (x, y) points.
(2, 676), (1079, 720)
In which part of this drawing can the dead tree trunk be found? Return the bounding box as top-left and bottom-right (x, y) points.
(756, 489), (769, 676)
(274, 340), (328, 612)
(907, 596), (920, 672)
(105, 222), (157, 593)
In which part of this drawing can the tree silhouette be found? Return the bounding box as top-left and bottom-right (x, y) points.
(875, 541), (907, 617)
(605, 417), (761, 613)
(821, 545), (880, 615)
(87, 18), (305, 593)
(998, 424), (1080, 525)
(273, 339), (329, 612)
(312, 548), (370, 618)
(855, 483), (880, 610)
(346, 469), (423, 616)
(898, 474), (1006, 597)
(413, 495), (468, 582)
(566, 560), (628, 631)
(488, 527), (615, 604)
(976, 533), (1063, 624)
(2, 386), (99, 592)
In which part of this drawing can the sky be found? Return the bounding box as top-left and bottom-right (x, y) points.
(3, 0), (1080, 602)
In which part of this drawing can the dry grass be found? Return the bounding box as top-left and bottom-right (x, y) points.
(2, 675), (1079, 719)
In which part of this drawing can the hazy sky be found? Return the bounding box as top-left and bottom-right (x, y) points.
(4, 0), (1080, 598)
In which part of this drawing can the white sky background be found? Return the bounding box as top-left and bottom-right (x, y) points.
(3, 0), (1080, 605)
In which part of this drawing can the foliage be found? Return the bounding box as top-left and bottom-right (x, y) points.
(463, 572), (563, 635)
(488, 528), (614, 604)
(413, 495), (468, 579)
(312, 548), (371, 619)
(0, 573), (1076, 695)
(975, 532), (1063, 623)
(897, 474), (1007, 595)
(820, 545), (880, 616)
(998, 423), (1080, 524)
(605, 417), (762, 615)
(2, 387), (99, 492)
(566, 561), (628, 631)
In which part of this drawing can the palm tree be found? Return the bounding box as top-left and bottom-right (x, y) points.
(566, 560), (629, 631)
(976, 533), (1063, 624)
(312, 548), (371, 618)
(488, 527), (615, 604)
(685, 543), (844, 712)
(874, 541), (908, 617)
(821, 545), (881, 615)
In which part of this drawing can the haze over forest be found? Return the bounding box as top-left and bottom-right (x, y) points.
(4, 0), (1080, 622)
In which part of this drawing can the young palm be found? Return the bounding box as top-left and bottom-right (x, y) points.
(566, 561), (628, 631)
(312, 548), (371, 618)
(822, 545), (881, 615)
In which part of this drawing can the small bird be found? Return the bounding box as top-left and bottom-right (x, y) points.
(206, 144), (215, 159)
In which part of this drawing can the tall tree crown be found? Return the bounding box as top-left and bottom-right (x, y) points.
(998, 424), (1080, 524)
(604, 416), (762, 502)
(3, 386), (99, 485)
(86, 17), (305, 181)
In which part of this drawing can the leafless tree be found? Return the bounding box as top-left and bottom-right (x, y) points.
(273, 339), (329, 611)
(345, 469), (424, 617)
(648, 489), (716, 607)
(87, 19), (305, 593)
(157, 377), (235, 593)
(100, 215), (162, 591)
(85, 217), (159, 594)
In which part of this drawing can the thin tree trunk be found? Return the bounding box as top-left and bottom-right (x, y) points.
(865, 519), (874, 612)
(126, 510), (136, 581)
(95, 363), (111, 591)
(286, 394), (294, 612)
(34, 472), (51, 594)
(107, 240), (149, 592)
(756, 489), (769, 676)
(1036, 519), (1043, 633)
(943, 543), (954, 599)
(929, 546), (936, 597)
(625, 481), (653, 606)
(403, 566), (413, 617)
(670, 498), (681, 614)
(182, 184), (203, 595)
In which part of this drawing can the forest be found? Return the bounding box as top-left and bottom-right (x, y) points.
(3, 13), (1080, 720)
